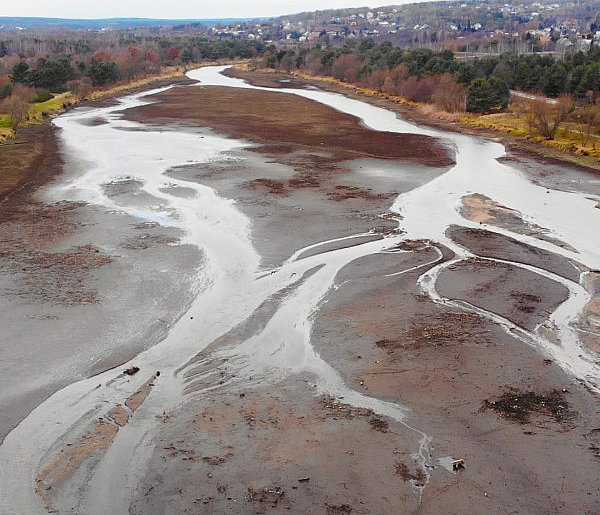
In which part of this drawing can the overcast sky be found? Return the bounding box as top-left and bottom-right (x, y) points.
(1, 0), (437, 20)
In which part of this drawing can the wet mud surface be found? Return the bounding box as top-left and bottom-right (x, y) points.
(309, 250), (600, 514)
(1, 67), (599, 514)
(125, 85), (454, 168)
(0, 136), (202, 441)
(123, 73), (600, 513)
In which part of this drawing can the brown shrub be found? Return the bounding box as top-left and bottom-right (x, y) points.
(331, 54), (362, 83)
(431, 73), (466, 112)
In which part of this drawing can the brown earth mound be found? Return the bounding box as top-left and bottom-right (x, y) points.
(125, 85), (454, 168)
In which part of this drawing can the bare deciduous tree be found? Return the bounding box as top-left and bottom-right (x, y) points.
(302, 53), (323, 76)
(2, 84), (34, 133)
(571, 103), (600, 146)
(67, 77), (92, 99)
(432, 73), (466, 112)
(381, 64), (409, 95)
(522, 94), (575, 140)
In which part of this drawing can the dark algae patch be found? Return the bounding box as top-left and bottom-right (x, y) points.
(394, 462), (427, 485)
(482, 388), (574, 424)
(369, 416), (389, 432)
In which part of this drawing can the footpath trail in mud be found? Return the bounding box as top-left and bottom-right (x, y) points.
(0, 66), (599, 515)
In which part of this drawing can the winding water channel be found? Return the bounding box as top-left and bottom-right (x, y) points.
(0, 65), (599, 513)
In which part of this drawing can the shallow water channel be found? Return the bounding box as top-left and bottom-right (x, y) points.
(0, 65), (598, 513)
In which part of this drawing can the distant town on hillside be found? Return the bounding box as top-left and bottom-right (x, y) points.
(1, 1), (600, 55)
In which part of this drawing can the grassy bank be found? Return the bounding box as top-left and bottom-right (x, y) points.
(0, 115), (10, 142)
(0, 92), (75, 143)
(87, 64), (192, 100)
(463, 112), (600, 161)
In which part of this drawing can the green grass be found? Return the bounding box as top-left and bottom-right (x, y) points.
(27, 92), (73, 123)
(0, 115), (13, 142)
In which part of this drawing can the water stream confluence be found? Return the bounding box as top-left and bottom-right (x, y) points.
(0, 65), (598, 514)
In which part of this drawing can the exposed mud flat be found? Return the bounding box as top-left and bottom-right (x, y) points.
(436, 257), (569, 331)
(1, 66), (599, 514)
(460, 192), (576, 250)
(125, 85), (454, 168)
(132, 381), (423, 514)
(0, 123), (62, 201)
(126, 68), (599, 513)
(164, 146), (434, 269)
(0, 126), (190, 440)
(0, 198), (202, 441)
(448, 226), (584, 282)
(309, 246), (600, 515)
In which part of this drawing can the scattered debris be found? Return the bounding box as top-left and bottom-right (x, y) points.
(461, 228), (494, 239)
(375, 338), (401, 349)
(288, 172), (320, 188)
(452, 459), (466, 470)
(394, 461), (412, 481)
(369, 417), (389, 433)
(482, 388), (574, 424)
(377, 311), (484, 351)
(585, 429), (600, 459)
(243, 413), (256, 429)
(120, 233), (179, 250)
(298, 477), (310, 483)
(244, 178), (289, 196)
(202, 454), (232, 465)
(246, 486), (284, 505)
(461, 256), (501, 269)
(124, 366), (140, 376)
(389, 239), (432, 251)
(320, 395), (373, 420)
(394, 461), (426, 484)
(327, 185), (395, 202)
(326, 504), (353, 515)
(510, 291), (542, 313)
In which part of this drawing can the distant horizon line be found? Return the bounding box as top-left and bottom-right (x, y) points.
(0, 15), (269, 21)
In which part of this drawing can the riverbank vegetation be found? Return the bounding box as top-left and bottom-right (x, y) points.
(0, 38), (266, 139)
(253, 40), (600, 162)
(2, 26), (600, 164)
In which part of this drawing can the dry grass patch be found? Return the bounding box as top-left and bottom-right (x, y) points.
(376, 311), (484, 351)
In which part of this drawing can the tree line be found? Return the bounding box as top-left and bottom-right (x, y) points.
(0, 37), (266, 133)
(2, 30), (600, 143)
(259, 40), (600, 114)
(0, 37), (265, 99)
